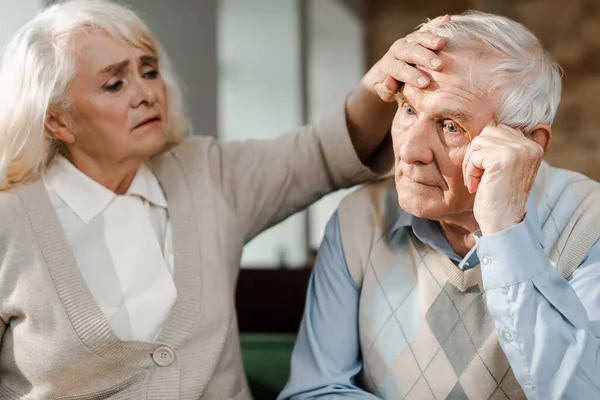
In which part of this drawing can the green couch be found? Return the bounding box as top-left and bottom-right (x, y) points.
(240, 334), (297, 400)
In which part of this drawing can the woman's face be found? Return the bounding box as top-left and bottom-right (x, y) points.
(48, 30), (168, 167)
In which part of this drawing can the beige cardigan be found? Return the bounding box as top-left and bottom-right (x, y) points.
(0, 109), (391, 400)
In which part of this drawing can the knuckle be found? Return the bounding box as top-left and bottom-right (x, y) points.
(471, 136), (484, 147)
(536, 145), (544, 157)
(480, 126), (493, 137)
(393, 38), (407, 50)
(529, 143), (544, 158)
(394, 62), (408, 76)
(398, 43), (411, 61)
(404, 31), (419, 42)
(409, 41), (421, 54)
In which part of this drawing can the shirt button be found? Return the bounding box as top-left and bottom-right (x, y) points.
(152, 345), (175, 367)
(502, 287), (509, 295)
(501, 329), (513, 342)
(481, 255), (492, 266)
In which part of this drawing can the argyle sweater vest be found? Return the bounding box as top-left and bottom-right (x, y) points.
(337, 161), (600, 399)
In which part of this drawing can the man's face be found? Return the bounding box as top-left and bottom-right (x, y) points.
(392, 50), (497, 221)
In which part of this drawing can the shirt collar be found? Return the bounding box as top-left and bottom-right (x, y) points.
(127, 162), (168, 209)
(389, 189), (540, 239)
(44, 156), (167, 224)
(388, 207), (415, 240)
(387, 189), (541, 269)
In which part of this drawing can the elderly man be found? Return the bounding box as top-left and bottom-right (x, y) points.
(280, 12), (600, 400)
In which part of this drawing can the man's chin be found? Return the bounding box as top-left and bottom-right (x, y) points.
(395, 181), (441, 219)
(398, 201), (431, 219)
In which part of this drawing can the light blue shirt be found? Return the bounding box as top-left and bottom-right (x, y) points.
(279, 195), (600, 399)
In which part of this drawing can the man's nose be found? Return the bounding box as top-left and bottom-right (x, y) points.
(395, 120), (435, 165)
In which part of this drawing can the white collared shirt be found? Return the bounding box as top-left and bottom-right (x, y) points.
(43, 156), (177, 342)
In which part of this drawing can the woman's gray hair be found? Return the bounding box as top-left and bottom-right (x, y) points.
(0, 0), (189, 190)
(422, 11), (562, 133)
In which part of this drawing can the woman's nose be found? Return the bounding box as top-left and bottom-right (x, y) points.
(131, 80), (157, 107)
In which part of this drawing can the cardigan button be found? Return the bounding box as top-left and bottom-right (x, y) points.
(152, 345), (175, 367)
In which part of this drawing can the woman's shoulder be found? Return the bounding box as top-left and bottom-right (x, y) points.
(169, 135), (217, 156)
(0, 189), (26, 239)
(0, 188), (22, 211)
(166, 135), (232, 169)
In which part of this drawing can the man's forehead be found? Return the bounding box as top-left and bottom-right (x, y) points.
(401, 50), (495, 121)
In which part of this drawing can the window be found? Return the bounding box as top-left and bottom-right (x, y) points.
(218, 0), (364, 268)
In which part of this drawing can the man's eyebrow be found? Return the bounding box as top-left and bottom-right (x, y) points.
(437, 108), (473, 124)
(395, 92), (408, 103)
(396, 90), (473, 125)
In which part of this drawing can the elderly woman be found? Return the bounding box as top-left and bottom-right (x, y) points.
(0, 0), (447, 399)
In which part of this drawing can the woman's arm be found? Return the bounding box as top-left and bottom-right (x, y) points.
(216, 107), (390, 242)
(214, 29), (448, 242)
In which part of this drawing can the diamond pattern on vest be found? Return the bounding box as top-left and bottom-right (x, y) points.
(359, 233), (526, 399)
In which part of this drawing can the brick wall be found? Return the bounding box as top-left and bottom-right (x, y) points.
(366, 0), (600, 180)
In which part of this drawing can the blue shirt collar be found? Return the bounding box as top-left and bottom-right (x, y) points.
(387, 189), (541, 269)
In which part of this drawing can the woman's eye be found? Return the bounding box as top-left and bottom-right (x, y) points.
(404, 106), (415, 115)
(104, 80), (123, 92)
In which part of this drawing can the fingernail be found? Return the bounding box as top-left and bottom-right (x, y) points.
(431, 58), (442, 67)
(433, 38), (442, 46)
(417, 76), (429, 86)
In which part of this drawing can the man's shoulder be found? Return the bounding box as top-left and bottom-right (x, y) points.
(335, 177), (397, 286)
(535, 161), (600, 215)
(535, 162), (600, 274)
(337, 176), (399, 242)
(339, 176), (396, 216)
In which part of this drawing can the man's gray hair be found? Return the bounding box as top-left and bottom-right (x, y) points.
(422, 11), (562, 133)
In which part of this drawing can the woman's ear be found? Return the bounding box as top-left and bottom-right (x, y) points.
(527, 123), (552, 155)
(45, 107), (75, 144)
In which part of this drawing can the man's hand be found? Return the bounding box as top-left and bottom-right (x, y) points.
(463, 125), (545, 235)
(345, 15), (450, 163)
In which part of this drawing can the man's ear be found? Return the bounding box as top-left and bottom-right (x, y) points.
(527, 123), (552, 155)
(45, 107), (75, 144)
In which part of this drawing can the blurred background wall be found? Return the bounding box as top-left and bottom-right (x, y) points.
(218, 0), (364, 268)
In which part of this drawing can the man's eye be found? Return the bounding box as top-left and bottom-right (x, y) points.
(405, 106), (415, 115)
(445, 123), (459, 133)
